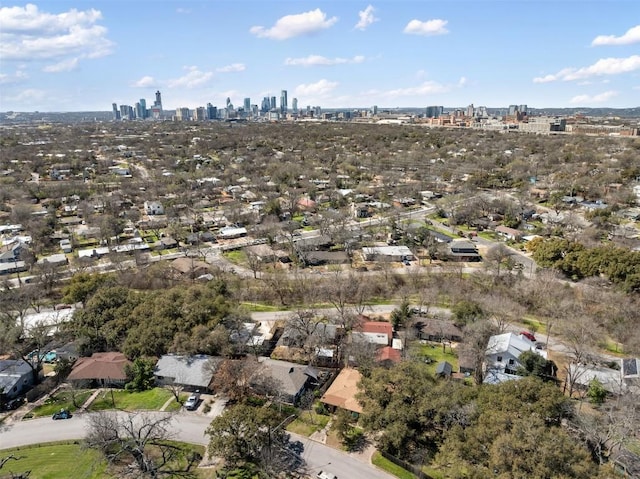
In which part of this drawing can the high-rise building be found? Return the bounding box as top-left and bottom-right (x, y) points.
(280, 90), (288, 114)
(119, 104), (133, 120)
(425, 106), (443, 118)
(370, 105), (379, 116)
(135, 102), (144, 120)
(292, 98), (298, 113)
(139, 99), (147, 119)
(176, 107), (191, 121)
(207, 103), (217, 120)
(508, 105), (518, 116)
(466, 104), (474, 118)
(152, 91), (163, 119)
(519, 104), (528, 115)
(112, 103), (120, 120)
(243, 98), (251, 112)
(270, 96), (276, 110)
(195, 107), (206, 121)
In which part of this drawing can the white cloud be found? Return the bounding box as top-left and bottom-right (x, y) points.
(0, 4), (114, 63)
(592, 25), (640, 46)
(0, 69), (28, 85)
(570, 91), (618, 104)
(355, 5), (378, 31)
(285, 55), (365, 67)
(216, 63), (246, 73)
(132, 76), (158, 88)
(403, 19), (448, 36)
(533, 55), (640, 82)
(43, 58), (79, 72)
(4, 88), (46, 104)
(458, 76), (468, 87)
(386, 80), (450, 97)
(294, 79), (339, 97)
(168, 67), (213, 89)
(250, 8), (337, 40)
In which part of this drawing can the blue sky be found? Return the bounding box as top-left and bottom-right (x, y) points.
(1, 0), (639, 111)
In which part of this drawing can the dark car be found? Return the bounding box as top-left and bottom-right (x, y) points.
(3, 397), (24, 411)
(52, 409), (72, 420)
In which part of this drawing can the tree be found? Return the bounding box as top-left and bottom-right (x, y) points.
(85, 411), (200, 478)
(63, 272), (114, 308)
(206, 404), (304, 477)
(125, 357), (156, 392)
(484, 243), (516, 282)
(587, 378), (608, 405)
(516, 350), (557, 381)
(390, 299), (412, 330)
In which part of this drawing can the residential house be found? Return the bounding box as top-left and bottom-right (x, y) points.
(362, 245), (414, 262)
(154, 354), (221, 393)
(495, 225), (522, 241)
(353, 320), (393, 347)
(418, 319), (463, 343)
(218, 226), (247, 239)
(448, 240), (481, 262)
(303, 251), (350, 266)
(0, 241), (24, 263)
(37, 253), (68, 267)
(171, 257), (212, 278)
(255, 358), (318, 404)
(376, 346), (402, 366)
(484, 332), (545, 384)
(320, 367), (363, 415)
(144, 201), (164, 216)
(0, 360), (36, 400)
(568, 357), (640, 396)
(67, 352), (131, 388)
(59, 239), (72, 253)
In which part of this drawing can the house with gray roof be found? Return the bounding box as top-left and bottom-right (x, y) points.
(154, 354), (221, 393)
(0, 360), (35, 400)
(484, 332), (545, 384)
(255, 358), (317, 404)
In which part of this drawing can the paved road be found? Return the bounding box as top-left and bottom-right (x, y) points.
(0, 411), (393, 479)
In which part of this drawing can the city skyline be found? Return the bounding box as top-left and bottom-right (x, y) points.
(1, 1), (640, 112)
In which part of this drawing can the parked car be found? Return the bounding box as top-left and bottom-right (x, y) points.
(52, 409), (72, 420)
(520, 331), (537, 342)
(184, 392), (201, 411)
(317, 472), (338, 479)
(3, 397), (24, 411)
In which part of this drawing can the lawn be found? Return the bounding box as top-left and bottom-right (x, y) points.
(223, 250), (246, 263)
(28, 388), (93, 417)
(0, 441), (209, 479)
(0, 442), (113, 479)
(88, 387), (173, 411)
(164, 393), (189, 412)
(413, 342), (459, 375)
(239, 302), (284, 312)
(286, 411), (330, 436)
(371, 451), (418, 479)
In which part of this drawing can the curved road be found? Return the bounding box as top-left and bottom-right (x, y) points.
(0, 411), (393, 479)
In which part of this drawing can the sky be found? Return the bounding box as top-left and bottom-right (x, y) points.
(1, 0), (639, 112)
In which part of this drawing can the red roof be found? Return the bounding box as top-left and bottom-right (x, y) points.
(376, 346), (402, 363)
(67, 352), (130, 381)
(359, 321), (393, 338)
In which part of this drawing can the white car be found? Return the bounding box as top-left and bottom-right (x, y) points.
(317, 472), (337, 479)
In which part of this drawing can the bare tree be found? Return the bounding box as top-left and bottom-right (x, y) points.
(85, 411), (199, 478)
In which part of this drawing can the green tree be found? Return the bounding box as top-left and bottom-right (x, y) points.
(125, 357), (156, 391)
(587, 378), (607, 405)
(63, 272), (114, 308)
(517, 350), (558, 381)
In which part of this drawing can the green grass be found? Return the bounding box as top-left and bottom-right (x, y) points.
(414, 342), (459, 375)
(29, 389), (93, 417)
(286, 412), (330, 436)
(371, 451), (418, 479)
(164, 393), (189, 412)
(239, 302), (284, 312)
(88, 388), (173, 411)
(223, 250), (246, 263)
(0, 442), (113, 479)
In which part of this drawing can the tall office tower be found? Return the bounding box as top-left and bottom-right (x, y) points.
(306, 105), (311, 116)
(176, 107), (191, 121)
(519, 104), (528, 115)
(154, 91), (162, 109)
(508, 105), (518, 116)
(280, 90), (288, 114)
(120, 104), (133, 120)
(243, 98), (251, 112)
(207, 103), (217, 120)
(270, 96), (276, 110)
(261, 97), (270, 113)
(195, 107), (206, 121)
(112, 103), (120, 120)
(466, 104), (474, 118)
(292, 97), (298, 113)
(370, 105), (378, 116)
(152, 91), (163, 119)
(425, 106), (443, 118)
(139, 99), (147, 119)
(314, 106), (321, 117)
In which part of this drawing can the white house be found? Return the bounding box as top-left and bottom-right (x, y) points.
(218, 226), (247, 239)
(362, 245), (414, 262)
(484, 332), (545, 384)
(144, 201), (165, 216)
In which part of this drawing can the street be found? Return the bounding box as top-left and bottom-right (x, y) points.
(0, 411), (394, 479)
